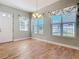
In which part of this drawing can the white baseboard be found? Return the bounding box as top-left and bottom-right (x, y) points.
(13, 37), (31, 41)
(33, 37), (79, 50)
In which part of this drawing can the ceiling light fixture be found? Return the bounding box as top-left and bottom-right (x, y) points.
(32, 0), (42, 18)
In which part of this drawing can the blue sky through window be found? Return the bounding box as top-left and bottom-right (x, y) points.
(51, 15), (62, 23)
(33, 18), (44, 34)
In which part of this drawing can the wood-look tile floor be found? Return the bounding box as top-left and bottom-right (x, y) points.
(0, 39), (79, 59)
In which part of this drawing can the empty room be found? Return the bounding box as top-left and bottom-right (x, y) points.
(0, 0), (79, 59)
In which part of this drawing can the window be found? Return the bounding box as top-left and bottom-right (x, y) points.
(38, 18), (44, 34)
(19, 16), (29, 31)
(63, 23), (75, 37)
(52, 24), (61, 36)
(51, 15), (62, 36)
(51, 5), (77, 37)
(33, 19), (39, 34)
(62, 5), (77, 37)
(33, 17), (44, 34)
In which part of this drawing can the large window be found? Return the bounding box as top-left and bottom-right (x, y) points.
(62, 5), (77, 37)
(51, 5), (77, 37)
(32, 17), (44, 34)
(38, 18), (44, 34)
(51, 15), (62, 36)
(19, 16), (29, 31)
(33, 19), (39, 34)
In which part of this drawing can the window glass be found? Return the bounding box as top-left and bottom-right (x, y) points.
(33, 17), (44, 34)
(51, 15), (62, 36)
(51, 15), (62, 23)
(51, 5), (77, 37)
(62, 8), (76, 23)
(52, 24), (61, 36)
(38, 18), (44, 34)
(19, 16), (28, 31)
(62, 6), (77, 37)
(33, 19), (39, 34)
(63, 23), (75, 37)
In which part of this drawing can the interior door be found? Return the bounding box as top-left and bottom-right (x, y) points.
(0, 11), (13, 43)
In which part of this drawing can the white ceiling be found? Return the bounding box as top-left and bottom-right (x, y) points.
(0, 0), (59, 12)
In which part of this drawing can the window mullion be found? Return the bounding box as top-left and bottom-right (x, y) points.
(61, 16), (63, 36)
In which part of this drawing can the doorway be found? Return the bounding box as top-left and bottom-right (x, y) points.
(0, 11), (13, 43)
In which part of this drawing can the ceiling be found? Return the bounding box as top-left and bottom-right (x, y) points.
(0, 0), (59, 12)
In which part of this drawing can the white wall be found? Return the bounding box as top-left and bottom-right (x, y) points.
(0, 4), (31, 41)
(0, 12), (13, 43)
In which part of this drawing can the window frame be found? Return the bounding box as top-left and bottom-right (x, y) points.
(32, 17), (44, 34)
(52, 23), (61, 36)
(51, 5), (77, 38)
(19, 16), (29, 32)
(62, 22), (76, 38)
(51, 15), (62, 36)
